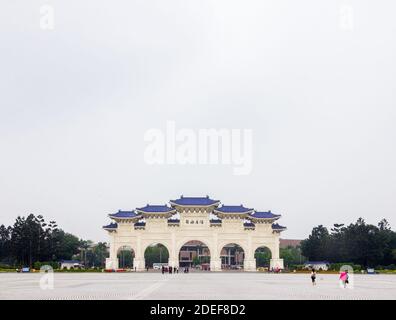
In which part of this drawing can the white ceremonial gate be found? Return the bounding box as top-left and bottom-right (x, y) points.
(103, 196), (286, 271)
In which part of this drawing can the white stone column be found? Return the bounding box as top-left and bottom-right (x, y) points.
(243, 259), (256, 272)
(272, 237), (280, 259)
(210, 233), (221, 271)
(244, 235), (256, 271)
(133, 237), (145, 271)
(168, 232), (179, 268)
(133, 258), (145, 271)
(106, 235), (119, 270)
(105, 257), (119, 270)
(210, 258), (222, 271)
(269, 236), (284, 269)
(244, 239), (256, 272)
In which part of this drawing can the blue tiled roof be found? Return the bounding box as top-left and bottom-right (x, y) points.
(134, 221), (146, 227)
(210, 219), (222, 223)
(103, 222), (118, 229)
(244, 222), (255, 227)
(136, 205), (175, 213)
(272, 223), (287, 230)
(215, 205), (253, 213)
(170, 195), (219, 206)
(305, 261), (330, 265)
(249, 211), (281, 219)
(109, 210), (140, 218)
(168, 219), (180, 223)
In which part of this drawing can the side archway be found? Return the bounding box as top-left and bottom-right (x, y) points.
(254, 246), (272, 269)
(117, 245), (135, 269)
(144, 243), (170, 269)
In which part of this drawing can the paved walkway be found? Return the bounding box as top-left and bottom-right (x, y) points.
(0, 272), (395, 300)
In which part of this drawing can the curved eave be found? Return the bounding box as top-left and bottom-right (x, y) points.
(272, 227), (287, 232)
(248, 217), (280, 223)
(214, 210), (254, 214)
(102, 226), (117, 229)
(108, 215), (141, 221)
(136, 209), (177, 217)
(213, 211), (251, 219)
(108, 214), (135, 218)
(169, 201), (220, 207)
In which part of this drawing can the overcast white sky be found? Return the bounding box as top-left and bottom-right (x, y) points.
(1, 1), (395, 242)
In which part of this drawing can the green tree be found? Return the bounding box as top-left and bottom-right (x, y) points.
(255, 247), (271, 267)
(144, 244), (169, 268)
(192, 256), (200, 266)
(301, 218), (396, 267)
(280, 246), (304, 267)
(0, 225), (11, 264)
(300, 225), (330, 261)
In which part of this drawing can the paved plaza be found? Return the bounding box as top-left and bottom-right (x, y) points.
(1, 272), (395, 300)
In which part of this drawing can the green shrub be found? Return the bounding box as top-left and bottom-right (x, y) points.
(352, 264), (361, 271)
(329, 263), (354, 271)
(384, 264), (396, 270)
(33, 261), (59, 270)
(0, 263), (12, 269)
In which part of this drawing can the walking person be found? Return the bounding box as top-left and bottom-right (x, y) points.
(161, 265), (165, 274)
(340, 270), (349, 288)
(311, 269), (317, 286)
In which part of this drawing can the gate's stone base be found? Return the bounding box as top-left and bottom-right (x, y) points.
(105, 258), (118, 270)
(244, 259), (257, 272)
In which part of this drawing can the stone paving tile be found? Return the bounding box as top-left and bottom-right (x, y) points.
(0, 273), (395, 300)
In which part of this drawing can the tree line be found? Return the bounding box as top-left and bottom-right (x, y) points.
(0, 214), (107, 268)
(301, 218), (396, 268)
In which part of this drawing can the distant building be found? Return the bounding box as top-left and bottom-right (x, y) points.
(60, 260), (82, 270)
(304, 261), (330, 271)
(280, 239), (302, 248)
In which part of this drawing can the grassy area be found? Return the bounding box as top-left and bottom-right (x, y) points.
(377, 270), (396, 274)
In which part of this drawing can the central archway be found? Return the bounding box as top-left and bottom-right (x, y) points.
(144, 243), (169, 269)
(117, 245), (135, 269)
(220, 243), (245, 270)
(179, 240), (211, 270)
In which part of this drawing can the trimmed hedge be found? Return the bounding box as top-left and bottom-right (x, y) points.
(33, 261), (60, 270)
